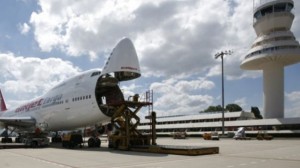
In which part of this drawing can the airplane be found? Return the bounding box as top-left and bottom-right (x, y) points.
(0, 37), (141, 146)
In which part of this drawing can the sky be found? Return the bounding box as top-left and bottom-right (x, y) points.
(0, 0), (300, 118)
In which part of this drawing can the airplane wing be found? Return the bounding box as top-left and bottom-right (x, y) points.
(0, 116), (36, 128)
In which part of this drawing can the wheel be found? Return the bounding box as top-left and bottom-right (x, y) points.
(95, 138), (101, 147)
(88, 138), (95, 147)
(62, 141), (67, 147)
(68, 142), (75, 149)
(7, 138), (13, 143)
(52, 137), (62, 143)
(31, 141), (38, 148)
(114, 140), (120, 149)
(1, 137), (12, 143)
(15, 137), (21, 143)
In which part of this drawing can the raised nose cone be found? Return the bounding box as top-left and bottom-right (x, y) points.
(101, 38), (141, 81)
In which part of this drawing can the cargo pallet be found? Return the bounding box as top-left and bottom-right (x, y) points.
(131, 145), (219, 156)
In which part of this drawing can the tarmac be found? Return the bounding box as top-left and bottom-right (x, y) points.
(0, 137), (300, 168)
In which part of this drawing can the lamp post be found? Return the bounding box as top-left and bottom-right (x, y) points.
(215, 50), (232, 136)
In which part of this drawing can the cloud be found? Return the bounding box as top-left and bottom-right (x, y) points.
(286, 91), (300, 102)
(233, 97), (247, 110)
(18, 23), (31, 35)
(27, 0), (264, 80)
(285, 91), (300, 117)
(0, 52), (81, 107)
(120, 83), (143, 100)
(149, 77), (214, 116)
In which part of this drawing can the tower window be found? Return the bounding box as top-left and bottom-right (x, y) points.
(286, 3), (293, 12)
(274, 3), (286, 13)
(261, 6), (273, 16)
(254, 11), (262, 20)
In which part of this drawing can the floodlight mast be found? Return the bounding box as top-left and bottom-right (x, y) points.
(215, 50), (233, 136)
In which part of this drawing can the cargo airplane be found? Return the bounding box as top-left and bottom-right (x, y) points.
(0, 38), (141, 146)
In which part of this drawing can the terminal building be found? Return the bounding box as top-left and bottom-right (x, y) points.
(138, 111), (300, 137)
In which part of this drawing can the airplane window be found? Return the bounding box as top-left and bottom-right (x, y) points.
(91, 71), (101, 77)
(72, 98), (74, 102)
(80, 97), (82, 100)
(89, 95), (91, 99)
(86, 95), (88, 99)
(83, 96), (85, 100)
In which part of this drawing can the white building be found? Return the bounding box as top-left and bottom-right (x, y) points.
(138, 112), (300, 136)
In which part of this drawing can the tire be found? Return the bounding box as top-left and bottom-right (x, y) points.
(52, 137), (62, 143)
(114, 140), (120, 149)
(62, 141), (68, 147)
(95, 138), (101, 147)
(1, 138), (13, 143)
(15, 137), (21, 143)
(88, 138), (95, 147)
(31, 141), (38, 148)
(68, 142), (75, 149)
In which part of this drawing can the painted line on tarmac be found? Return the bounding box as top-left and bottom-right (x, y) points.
(4, 150), (77, 168)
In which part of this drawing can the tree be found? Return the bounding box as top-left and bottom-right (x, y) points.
(251, 106), (263, 119)
(225, 104), (243, 112)
(202, 104), (243, 113)
(203, 105), (224, 112)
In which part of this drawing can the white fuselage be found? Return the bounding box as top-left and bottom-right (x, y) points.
(1, 69), (112, 131)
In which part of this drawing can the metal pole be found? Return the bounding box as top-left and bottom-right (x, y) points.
(221, 54), (225, 136)
(215, 50), (232, 137)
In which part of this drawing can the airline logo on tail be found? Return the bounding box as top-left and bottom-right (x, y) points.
(0, 89), (7, 112)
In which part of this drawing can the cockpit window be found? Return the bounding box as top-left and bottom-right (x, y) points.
(91, 71), (101, 77)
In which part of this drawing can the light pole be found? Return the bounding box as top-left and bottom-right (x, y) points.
(215, 50), (232, 136)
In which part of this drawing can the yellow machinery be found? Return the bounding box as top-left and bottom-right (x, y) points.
(108, 100), (154, 150)
(257, 131), (273, 140)
(107, 95), (219, 156)
(62, 132), (83, 148)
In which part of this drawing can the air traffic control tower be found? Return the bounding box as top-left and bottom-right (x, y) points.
(241, 0), (300, 118)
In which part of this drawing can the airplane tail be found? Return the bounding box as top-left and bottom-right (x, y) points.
(101, 37), (141, 81)
(0, 89), (7, 112)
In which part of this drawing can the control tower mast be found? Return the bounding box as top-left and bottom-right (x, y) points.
(241, 0), (300, 118)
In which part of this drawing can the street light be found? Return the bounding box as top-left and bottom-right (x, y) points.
(215, 50), (233, 136)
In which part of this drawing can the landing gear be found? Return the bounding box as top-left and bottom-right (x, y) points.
(1, 137), (13, 143)
(1, 126), (12, 143)
(52, 132), (62, 143)
(88, 137), (101, 148)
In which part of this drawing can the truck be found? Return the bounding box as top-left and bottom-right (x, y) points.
(257, 131), (273, 140)
(203, 131), (219, 140)
(173, 130), (187, 139)
(233, 127), (251, 140)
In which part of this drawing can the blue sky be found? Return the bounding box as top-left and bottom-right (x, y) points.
(0, 0), (300, 118)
